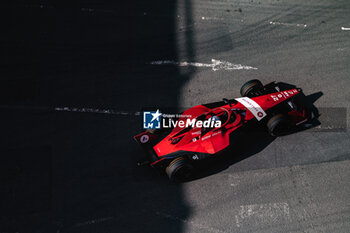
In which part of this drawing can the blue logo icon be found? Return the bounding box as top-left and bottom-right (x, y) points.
(143, 109), (162, 129)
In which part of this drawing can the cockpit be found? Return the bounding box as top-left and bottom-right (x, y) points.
(170, 101), (244, 144)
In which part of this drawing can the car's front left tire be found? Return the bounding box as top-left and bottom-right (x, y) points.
(240, 79), (263, 97)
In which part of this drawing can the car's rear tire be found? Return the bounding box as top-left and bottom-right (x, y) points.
(165, 157), (193, 181)
(267, 114), (293, 136)
(240, 79), (263, 97)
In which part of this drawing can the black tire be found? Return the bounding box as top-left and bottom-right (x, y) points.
(165, 157), (193, 181)
(240, 79), (263, 97)
(267, 114), (293, 136)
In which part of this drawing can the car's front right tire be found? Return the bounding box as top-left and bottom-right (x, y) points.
(267, 114), (293, 136)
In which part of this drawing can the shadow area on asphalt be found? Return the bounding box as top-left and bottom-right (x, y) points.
(0, 0), (195, 232)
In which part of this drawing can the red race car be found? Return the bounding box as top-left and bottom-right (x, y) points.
(134, 80), (310, 181)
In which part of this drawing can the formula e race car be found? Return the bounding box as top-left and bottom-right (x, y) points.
(134, 80), (310, 181)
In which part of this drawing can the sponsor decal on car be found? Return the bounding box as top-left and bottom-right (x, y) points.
(271, 89), (298, 102)
(140, 134), (149, 143)
(235, 97), (267, 121)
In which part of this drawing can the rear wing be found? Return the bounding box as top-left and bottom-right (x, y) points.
(134, 131), (162, 164)
(133, 131), (157, 144)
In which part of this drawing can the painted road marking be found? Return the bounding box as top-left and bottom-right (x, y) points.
(269, 21), (307, 28)
(149, 59), (258, 71)
(235, 202), (291, 227)
(341, 27), (350, 31)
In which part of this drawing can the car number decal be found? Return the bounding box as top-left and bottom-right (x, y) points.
(235, 97), (267, 121)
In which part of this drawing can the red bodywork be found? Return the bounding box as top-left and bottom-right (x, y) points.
(134, 88), (307, 166)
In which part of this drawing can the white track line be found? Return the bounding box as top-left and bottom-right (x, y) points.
(150, 59), (257, 71)
(74, 216), (113, 227)
(201, 16), (224, 21)
(341, 27), (350, 31)
(54, 107), (140, 116)
(269, 21), (307, 28)
(0, 105), (140, 116)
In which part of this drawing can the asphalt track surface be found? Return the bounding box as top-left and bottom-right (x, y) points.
(1, 0), (350, 232)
